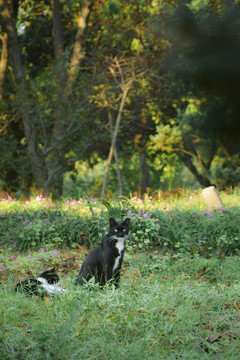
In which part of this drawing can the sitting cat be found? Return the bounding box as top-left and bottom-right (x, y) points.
(15, 267), (65, 298)
(75, 218), (130, 288)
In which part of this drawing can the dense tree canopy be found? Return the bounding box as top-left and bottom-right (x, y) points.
(0, 0), (239, 197)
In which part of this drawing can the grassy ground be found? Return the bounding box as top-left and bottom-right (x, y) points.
(1, 253), (240, 359)
(0, 189), (240, 359)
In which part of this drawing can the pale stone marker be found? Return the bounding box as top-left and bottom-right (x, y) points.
(202, 186), (224, 209)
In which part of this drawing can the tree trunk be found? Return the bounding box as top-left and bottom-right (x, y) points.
(139, 149), (150, 194)
(48, 0), (93, 195)
(177, 153), (212, 187)
(0, 0), (47, 188)
(109, 111), (123, 196)
(0, 32), (8, 100)
(66, 0), (92, 93)
(52, 0), (64, 59)
(134, 116), (151, 195)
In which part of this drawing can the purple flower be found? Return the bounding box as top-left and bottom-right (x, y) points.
(155, 251), (158, 254)
(138, 224), (141, 227)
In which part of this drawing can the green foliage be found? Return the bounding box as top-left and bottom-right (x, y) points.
(1, 0), (240, 194)
(162, 1), (240, 188)
(1, 192), (240, 258)
(63, 152), (142, 197)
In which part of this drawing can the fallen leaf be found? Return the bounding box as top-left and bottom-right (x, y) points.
(75, 243), (88, 252)
(17, 324), (25, 330)
(234, 301), (240, 310)
(80, 232), (88, 239)
(206, 334), (221, 343)
(197, 266), (207, 279)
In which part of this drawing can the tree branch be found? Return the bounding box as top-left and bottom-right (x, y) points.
(101, 73), (133, 199)
(66, 0), (93, 93)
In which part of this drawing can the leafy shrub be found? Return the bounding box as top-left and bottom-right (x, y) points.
(1, 195), (240, 257)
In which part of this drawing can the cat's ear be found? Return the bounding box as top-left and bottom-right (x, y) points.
(50, 267), (56, 272)
(109, 218), (117, 227)
(122, 218), (130, 225)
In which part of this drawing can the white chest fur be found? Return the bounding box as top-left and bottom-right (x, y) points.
(113, 238), (125, 272)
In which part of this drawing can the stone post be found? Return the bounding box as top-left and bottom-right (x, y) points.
(202, 186), (224, 209)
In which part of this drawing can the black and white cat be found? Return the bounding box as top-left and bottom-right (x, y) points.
(75, 218), (130, 288)
(15, 268), (65, 298)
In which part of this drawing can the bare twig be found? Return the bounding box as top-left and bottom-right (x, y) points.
(0, 113), (18, 134)
(101, 57), (135, 199)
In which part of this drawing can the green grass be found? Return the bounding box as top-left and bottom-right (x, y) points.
(1, 253), (240, 359)
(0, 189), (240, 359)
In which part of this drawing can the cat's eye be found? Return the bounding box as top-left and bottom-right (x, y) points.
(123, 229), (126, 232)
(114, 229), (118, 232)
